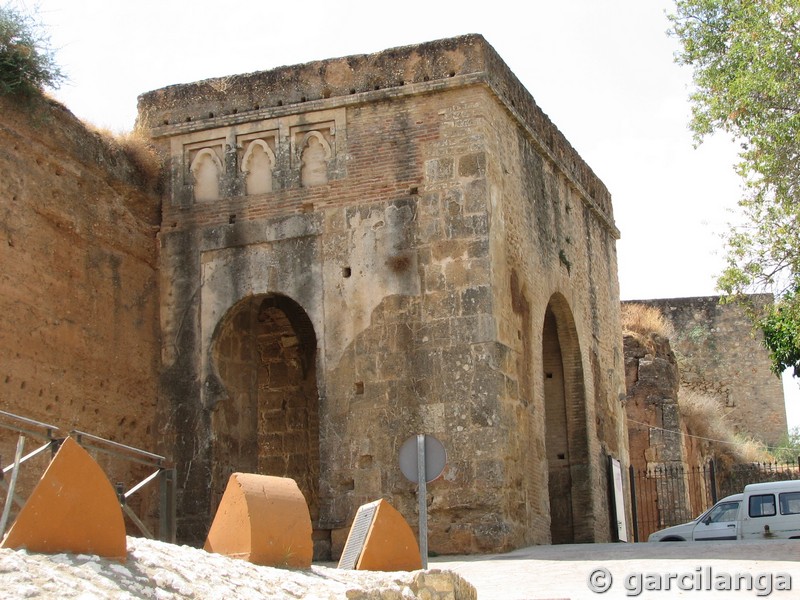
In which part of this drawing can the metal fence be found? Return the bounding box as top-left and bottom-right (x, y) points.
(629, 459), (800, 542)
(0, 410), (176, 543)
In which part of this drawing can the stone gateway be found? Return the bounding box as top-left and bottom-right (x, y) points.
(137, 34), (630, 558)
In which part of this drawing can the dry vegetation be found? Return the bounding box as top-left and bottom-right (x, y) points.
(621, 303), (675, 352)
(92, 126), (162, 192)
(678, 387), (771, 465)
(621, 303), (675, 338)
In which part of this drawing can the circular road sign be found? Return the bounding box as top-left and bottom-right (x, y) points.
(398, 434), (447, 483)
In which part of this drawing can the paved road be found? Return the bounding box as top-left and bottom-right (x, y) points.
(431, 540), (800, 599)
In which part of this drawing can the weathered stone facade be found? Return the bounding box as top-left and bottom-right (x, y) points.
(138, 34), (629, 557)
(626, 296), (787, 446)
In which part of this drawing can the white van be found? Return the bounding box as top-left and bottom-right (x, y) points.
(648, 493), (743, 542)
(648, 480), (800, 542)
(739, 480), (800, 540)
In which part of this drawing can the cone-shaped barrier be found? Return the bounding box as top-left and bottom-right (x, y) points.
(1, 437), (126, 560)
(204, 473), (312, 568)
(338, 498), (422, 571)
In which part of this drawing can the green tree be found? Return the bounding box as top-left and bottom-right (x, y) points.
(669, 0), (800, 376)
(0, 3), (64, 96)
(770, 426), (800, 463)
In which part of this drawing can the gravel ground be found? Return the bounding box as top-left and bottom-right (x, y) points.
(1, 537), (798, 599)
(432, 539), (800, 599)
(0, 537), (462, 599)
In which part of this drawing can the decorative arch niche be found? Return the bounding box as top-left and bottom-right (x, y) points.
(189, 148), (223, 202)
(299, 131), (332, 188)
(241, 139), (275, 195)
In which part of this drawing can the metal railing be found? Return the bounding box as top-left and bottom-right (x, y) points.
(0, 410), (64, 536)
(0, 410), (176, 543)
(71, 429), (176, 542)
(628, 458), (800, 542)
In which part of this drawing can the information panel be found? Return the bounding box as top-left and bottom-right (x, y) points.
(337, 500), (379, 569)
(610, 456), (628, 542)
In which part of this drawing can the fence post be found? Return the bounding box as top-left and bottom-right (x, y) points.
(159, 467), (177, 544)
(709, 459), (718, 504)
(0, 436), (25, 537)
(628, 465), (639, 543)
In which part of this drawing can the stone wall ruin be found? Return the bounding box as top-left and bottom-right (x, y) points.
(627, 296), (787, 446)
(3, 32), (788, 559)
(622, 296), (788, 540)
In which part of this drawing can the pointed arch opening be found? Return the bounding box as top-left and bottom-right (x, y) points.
(542, 295), (591, 543)
(209, 294), (320, 526)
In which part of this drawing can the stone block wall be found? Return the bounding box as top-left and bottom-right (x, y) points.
(0, 95), (162, 526)
(624, 333), (682, 468)
(481, 68), (629, 546)
(628, 296), (787, 445)
(624, 332), (706, 536)
(138, 34), (629, 555)
(623, 296), (788, 539)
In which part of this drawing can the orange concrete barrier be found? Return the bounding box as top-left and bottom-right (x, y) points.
(204, 473), (312, 568)
(1, 437), (126, 560)
(339, 498), (422, 571)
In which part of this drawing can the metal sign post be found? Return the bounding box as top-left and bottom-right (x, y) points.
(399, 434), (446, 570)
(416, 435), (428, 568)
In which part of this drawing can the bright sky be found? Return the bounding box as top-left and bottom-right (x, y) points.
(13, 0), (799, 429)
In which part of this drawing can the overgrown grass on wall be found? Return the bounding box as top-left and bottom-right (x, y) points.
(91, 126), (162, 192)
(678, 387), (771, 465)
(621, 303), (675, 345)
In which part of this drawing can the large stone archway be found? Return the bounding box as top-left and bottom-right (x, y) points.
(209, 294), (320, 526)
(142, 36), (630, 553)
(542, 294), (591, 544)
